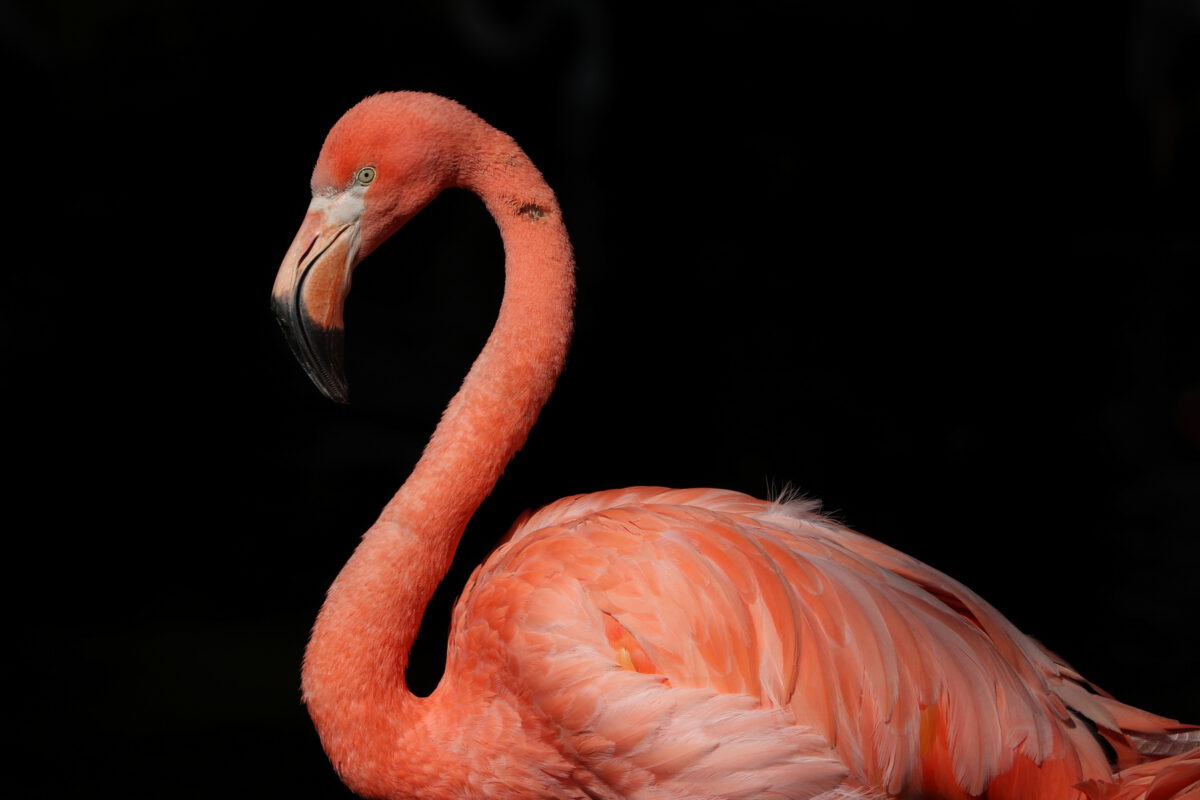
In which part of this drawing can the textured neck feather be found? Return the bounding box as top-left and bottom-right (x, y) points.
(300, 122), (574, 795)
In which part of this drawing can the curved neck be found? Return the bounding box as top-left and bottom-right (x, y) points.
(300, 129), (574, 795)
(384, 137), (574, 538)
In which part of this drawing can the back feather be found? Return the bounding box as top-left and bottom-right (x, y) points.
(450, 486), (1194, 798)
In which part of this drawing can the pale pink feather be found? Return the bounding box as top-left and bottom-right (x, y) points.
(447, 486), (1194, 798)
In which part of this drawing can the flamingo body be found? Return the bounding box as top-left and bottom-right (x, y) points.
(272, 92), (1199, 800)
(439, 486), (1185, 799)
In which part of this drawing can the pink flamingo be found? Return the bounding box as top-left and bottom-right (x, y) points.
(272, 92), (1199, 800)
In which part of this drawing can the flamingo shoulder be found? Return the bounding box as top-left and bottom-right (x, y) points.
(448, 487), (848, 797)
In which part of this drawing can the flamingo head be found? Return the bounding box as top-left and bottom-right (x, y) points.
(271, 92), (473, 403)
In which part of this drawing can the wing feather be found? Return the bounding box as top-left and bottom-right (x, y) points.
(449, 486), (1185, 798)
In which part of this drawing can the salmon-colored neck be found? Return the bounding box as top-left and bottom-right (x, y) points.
(382, 127), (574, 538)
(300, 120), (574, 796)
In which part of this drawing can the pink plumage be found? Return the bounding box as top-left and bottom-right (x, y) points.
(271, 92), (1199, 799)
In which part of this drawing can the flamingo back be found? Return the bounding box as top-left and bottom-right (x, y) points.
(443, 487), (1188, 799)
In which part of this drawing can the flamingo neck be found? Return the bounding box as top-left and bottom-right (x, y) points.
(300, 127), (574, 796)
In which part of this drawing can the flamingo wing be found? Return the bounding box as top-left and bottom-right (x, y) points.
(448, 487), (1167, 798)
(451, 490), (845, 798)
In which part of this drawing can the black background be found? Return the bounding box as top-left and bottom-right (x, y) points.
(8, 1), (1198, 797)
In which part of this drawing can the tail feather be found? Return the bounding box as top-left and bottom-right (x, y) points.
(1084, 694), (1200, 768)
(1129, 730), (1200, 760)
(1077, 748), (1200, 800)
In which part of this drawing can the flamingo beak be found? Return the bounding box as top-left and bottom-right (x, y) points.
(271, 197), (362, 404)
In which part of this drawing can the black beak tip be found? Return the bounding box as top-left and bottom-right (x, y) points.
(272, 296), (351, 405)
(318, 379), (351, 405)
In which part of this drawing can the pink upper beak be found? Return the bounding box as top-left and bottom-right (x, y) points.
(272, 200), (359, 403)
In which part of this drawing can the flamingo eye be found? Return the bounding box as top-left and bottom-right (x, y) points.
(355, 166), (376, 186)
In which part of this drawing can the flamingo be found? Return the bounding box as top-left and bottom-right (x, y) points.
(272, 91), (1199, 800)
